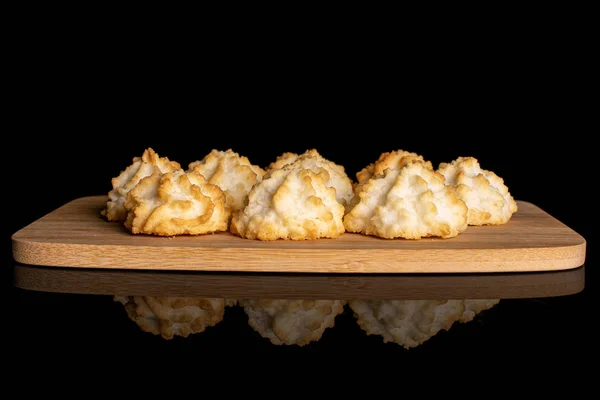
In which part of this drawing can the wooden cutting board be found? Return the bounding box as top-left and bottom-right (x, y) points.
(12, 196), (586, 273)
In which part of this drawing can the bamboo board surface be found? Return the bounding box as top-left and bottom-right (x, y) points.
(12, 196), (586, 273)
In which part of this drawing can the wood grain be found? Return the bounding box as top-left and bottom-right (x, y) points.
(12, 263), (586, 299)
(11, 196), (586, 273)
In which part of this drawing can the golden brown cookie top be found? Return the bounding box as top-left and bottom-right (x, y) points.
(345, 160), (468, 239)
(230, 167), (345, 240)
(103, 148), (180, 222)
(124, 170), (229, 236)
(356, 149), (433, 185)
(188, 149), (265, 213)
(437, 157), (518, 225)
(267, 149), (354, 210)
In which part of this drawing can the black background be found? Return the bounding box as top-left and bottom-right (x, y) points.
(5, 32), (595, 376)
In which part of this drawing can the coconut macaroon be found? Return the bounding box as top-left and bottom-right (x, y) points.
(344, 161), (468, 239)
(350, 149), (434, 209)
(114, 296), (229, 340)
(230, 167), (345, 240)
(239, 299), (346, 346)
(103, 148), (181, 222)
(124, 170), (229, 236)
(437, 157), (518, 226)
(188, 149), (265, 214)
(266, 149), (354, 210)
(356, 149), (433, 185)
(348, 299), (499, 349)
(267, 151), (299, 171)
